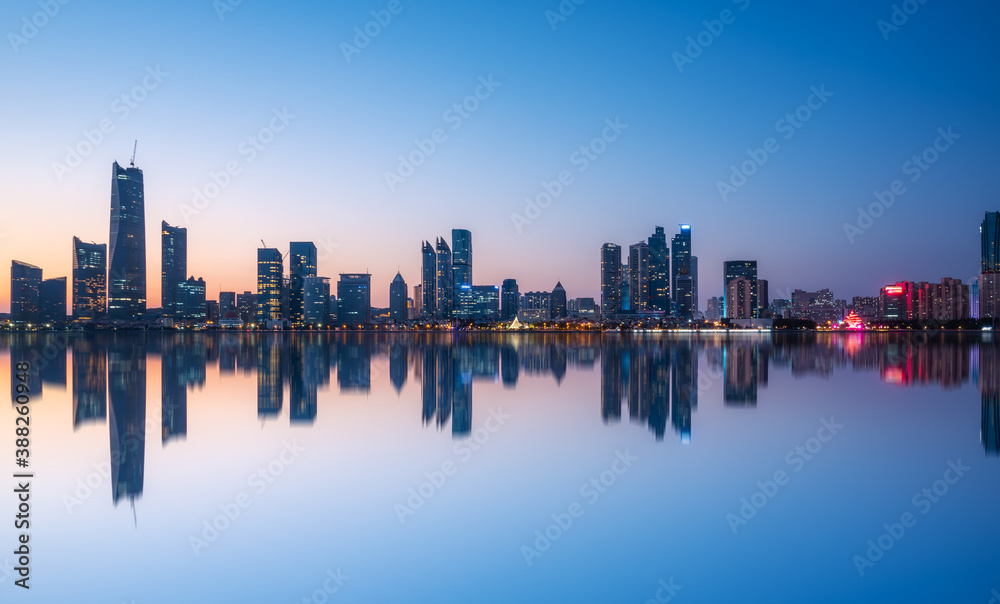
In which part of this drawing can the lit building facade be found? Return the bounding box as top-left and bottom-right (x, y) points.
(161, 221), (187, 317)
(289, 242), (318, 325)
(256, 248), (283, 322)
(72, 237), (107, 321)
(600, 243), (622, 318)
(723, 261), (758, 319)
(10, 260), (42, 324)
(337, 273), (371, 326)
(108, 161), (146, 319)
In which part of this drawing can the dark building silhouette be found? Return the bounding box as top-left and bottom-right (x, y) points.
(601, 244), (622, 317)
(983, 211), (1000, 273)
(435, 238), (453, 319)
(550, 282), (567, 319)
(421, 241), (436, 319)
(501, 279), (519, 321)
(337, 274), (371, 326)
(390, 272), (408, 324)
(108, 161), (146, 319)
(161, 221), (187, 317)
(40, 277), (67, 324)
(451, 229), (472, 309)
(10, 260), (42, 324)
(649, 226), (670, 312)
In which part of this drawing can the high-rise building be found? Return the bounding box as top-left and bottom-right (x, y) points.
(725, 278), (754, 319)
(303, 276), (331, 326)
(337, 274), (371, 326)
(600, 244), (622, 318)
(629, 242), (650, 311)
(648, 227), (670, 312)
(389, 272), (408, 324)
(550, 282), (568, 319)
(237, 291), (256, 325)
(675, 266), (693, 319)
(852, 296), (880, 319)
(108, 161), (146, 319)
(671, 225), (692, 311)
(289, 242), (318, 325)
(757, 279), (769, 314)
(971, 279), (980, 319)
(980, 273), (1000, 319)
(451, 229), (472, 308)
(413, 285), (423, 318)
(983, 211), (999, 273)
(435, 237), (453, 319)
(176, 277), (207, 321)
(880, 282), (916, 320)
(501, 279), (519, 320)
(219, 291), (236, 315)
(10, 260), (42, 324)
(72, 237), (107, 321)
(161, 221), (187, 317)
(723, 261), (758, 319)
(421, 241), (436, 318)
(256, 248), (283, 322)
(690, 256), (699, 316)
(706, 296), (722, 322)
(40, 277), (67, 324)
(520, 291), (552, 322)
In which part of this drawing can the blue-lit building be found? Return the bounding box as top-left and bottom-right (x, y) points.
(108, 161), (146, 319)
(389, 272), (408, 324)
(456, 285), (500, 321)
(421, 241), (436, 319)
(289, 242), (318, 325)
(451, 229), (472, 307)
(161, 221), (187, 317)
(983, 211), (999, 273)
(176, 277), (207, 321)
(671, 225), (692, 311)
(303, 276), (331, 326)
(338, 274), (371, 326)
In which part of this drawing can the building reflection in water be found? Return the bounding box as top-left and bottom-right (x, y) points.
(0, 330), (997, 513)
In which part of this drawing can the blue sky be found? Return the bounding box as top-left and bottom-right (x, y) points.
(1, 0), (997, 308)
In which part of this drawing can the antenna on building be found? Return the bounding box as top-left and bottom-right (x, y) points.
(130, 140), (138, 167)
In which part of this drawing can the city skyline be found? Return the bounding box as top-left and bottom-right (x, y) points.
(2, 2), (998, 313)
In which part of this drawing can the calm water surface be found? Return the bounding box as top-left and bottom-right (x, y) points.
(0, 332), (997, 603)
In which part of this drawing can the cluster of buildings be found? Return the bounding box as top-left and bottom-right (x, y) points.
(599, 225), (697, 320)
(5, 157), (999, 329)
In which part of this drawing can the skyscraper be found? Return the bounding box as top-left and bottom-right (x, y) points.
(337, 274), (371, 326)
(648, 226), (669, 312)
(303, 276), (331, 326)
(40, 277), (67, 324)
(257, 248), (283, 322)
(601, 243), (621, 317)
(161, 221), (187, 317)
(451, 229), (472, 308)
(551, 282), (568, 319)
(983, 211), (999, 273)
(289, 242), (318, 325)
(108, 161), (146, 319)
(11, 260), (42, 324)
(389, 272), (408, 324)
(671, 225), (692, 311)
(421, 241), (436, 318)
(725, 278), (754, 319)
(176, 277), (207, 321)
(690, 256), (699, 315)
(435, 237), (453, 319)
(72, 237), (107, 321)
(501, 278), (519, 320)
(219, 291), (236, 315)
(629, 242), (650, 311)
(675, 266), (694, 320)
(723, 261), (758, 319)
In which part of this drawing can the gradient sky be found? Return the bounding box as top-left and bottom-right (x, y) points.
(1, 0), (998, 311)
